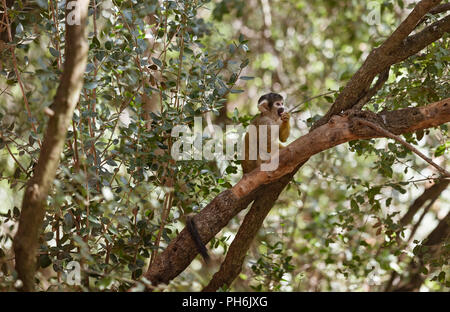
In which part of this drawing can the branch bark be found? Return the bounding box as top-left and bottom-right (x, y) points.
(13, 0), (89, 291)
(430, 2), (450, 14)
(201, 7), (450, 292)
(146, 189), (256, 285)
(203, 101), (450, 292)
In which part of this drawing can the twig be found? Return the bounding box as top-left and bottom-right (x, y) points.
(355, 118), (450, 177)
(0, 86), (9, 96)
(2, 0), (41, 148)
(49, 0), (62, 69)
(288, 90), (337, 114)
(4, 140), (27, 173)
(354, 66), (390, 110)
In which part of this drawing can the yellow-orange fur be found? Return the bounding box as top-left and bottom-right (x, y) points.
(242, 93), (290, 174)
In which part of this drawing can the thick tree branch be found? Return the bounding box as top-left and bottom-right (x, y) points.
(390, 13), (450, 64)
(146, 189), (257, 285)
(379, 0), (442, 52)
(430, 2), (450, 14)
(145, 97), (450, 287)
(200, 5), (450, 291)
(13, 0), (89, 291)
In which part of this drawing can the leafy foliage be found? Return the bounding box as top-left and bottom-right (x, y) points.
(0, 0), (449, 291)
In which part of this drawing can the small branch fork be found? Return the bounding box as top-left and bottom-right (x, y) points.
(354, 117), (450, 177)
(354, 66), (390, 110)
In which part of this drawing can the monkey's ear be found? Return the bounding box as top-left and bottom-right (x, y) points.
(258, 99), (270, 113)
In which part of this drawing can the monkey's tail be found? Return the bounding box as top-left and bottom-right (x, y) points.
(186, 217), (210, 263)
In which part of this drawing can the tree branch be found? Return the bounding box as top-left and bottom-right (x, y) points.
(430, 2), (450, 15)
(200, 4), (450, 291)
(379, 0), (442, 52)
(13, 0), (90, 291)
(0, 0), (14, 43)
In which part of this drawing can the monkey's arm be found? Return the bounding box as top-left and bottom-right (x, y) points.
(279, 113), (290, 142)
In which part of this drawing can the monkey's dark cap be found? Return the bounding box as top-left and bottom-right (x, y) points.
(258, 92), (283, 104)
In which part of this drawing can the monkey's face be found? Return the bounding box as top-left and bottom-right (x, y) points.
(258, 95), (285, 121)
(273, 100), (285, 117)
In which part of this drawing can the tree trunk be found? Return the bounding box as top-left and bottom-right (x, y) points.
(13, 0), (90, 291)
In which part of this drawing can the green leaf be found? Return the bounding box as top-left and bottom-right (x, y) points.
(240, 59), (249, 68)
(13, 206), (20, 218)
(105, 41), (113, 50)
(39, 254), (52, 268)
(92, 36), (101, 48)
(16, 23), (24, 35)
(438, 271), (445, 283)
(64, 213), (74, 228)
(324, 96), (334, 103)
(44, 232), (54, 241)
(350, 199), (359, 212)
(49, 47), (59, 57)
(434, 143), (448, 157)
(151, 57), (162, 68)
(385, 197), (392, 207)
(84, 81), (98, 90)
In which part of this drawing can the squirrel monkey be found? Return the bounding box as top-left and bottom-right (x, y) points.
(185, 93), (290, 263)
(241, 92), (290, 174)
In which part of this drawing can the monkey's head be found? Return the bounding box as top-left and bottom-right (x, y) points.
(257, 92), (285, 120)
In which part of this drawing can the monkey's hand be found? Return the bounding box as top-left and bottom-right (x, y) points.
(281, 112), (290, 122)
